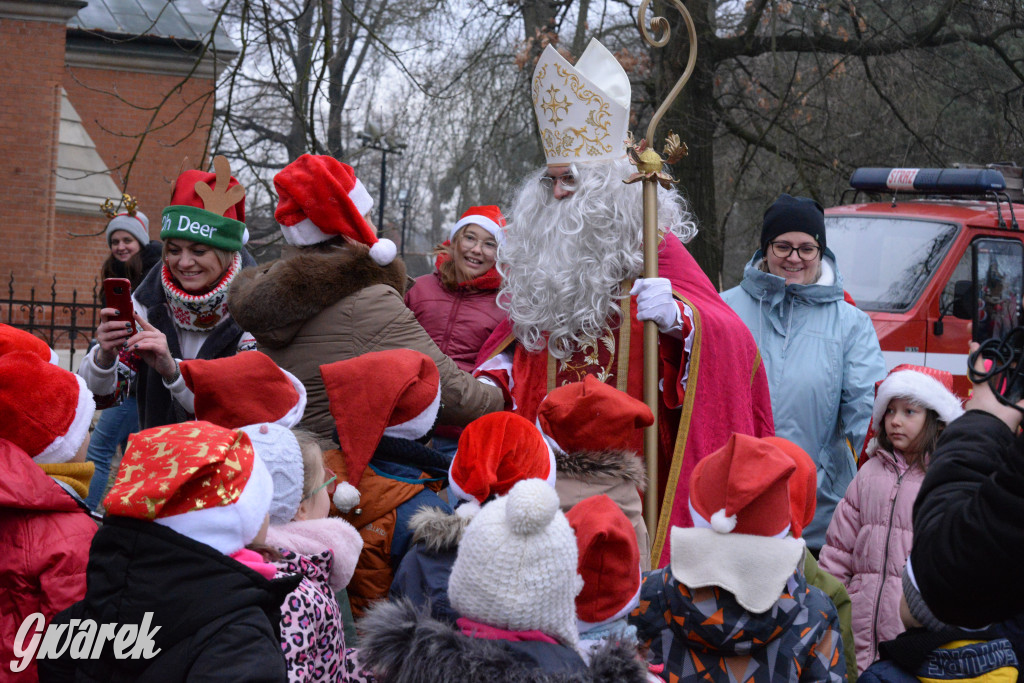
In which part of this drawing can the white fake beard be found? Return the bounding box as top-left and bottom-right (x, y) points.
(498, 158), (697, 359)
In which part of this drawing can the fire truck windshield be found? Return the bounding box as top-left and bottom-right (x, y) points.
(825, 216), (958, 312)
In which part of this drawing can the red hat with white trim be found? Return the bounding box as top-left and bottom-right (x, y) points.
(763, 436), (816, 539)
(449, 205), (506, 244)
(448, 412), (556, 515)
(180, 351), (307, 429)
(320, 350), (441, 512)
(0, 324), (59, 364)
(274, 154), (397, 266)
(103, 421), (273, 555)
(566, 494), (641, 630)
(537, 375), (653, 455)
(0, 351), (94, 464)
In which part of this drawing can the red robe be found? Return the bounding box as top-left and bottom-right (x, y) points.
(477, 233), (774, 568)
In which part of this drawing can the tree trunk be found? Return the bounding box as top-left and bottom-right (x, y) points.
(654, 0), (722, 285)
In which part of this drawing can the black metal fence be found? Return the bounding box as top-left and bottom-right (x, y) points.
(5, 274), (102, 371)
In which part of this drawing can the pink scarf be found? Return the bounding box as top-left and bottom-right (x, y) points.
(456, 617), (558, 644)
(230, 548), (277, 580)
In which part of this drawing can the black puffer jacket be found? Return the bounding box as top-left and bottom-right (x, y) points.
(358, 599), (649, 683)
(39, 516), (299, 682)
(911, 409), (1024, 628)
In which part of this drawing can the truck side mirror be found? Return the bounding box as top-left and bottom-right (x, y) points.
(952, 280), (974, 320)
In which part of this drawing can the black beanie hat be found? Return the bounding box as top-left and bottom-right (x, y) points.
(760, 194), (826, 256)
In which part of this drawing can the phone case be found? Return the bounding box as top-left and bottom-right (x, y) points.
(103, 278), (136, 334)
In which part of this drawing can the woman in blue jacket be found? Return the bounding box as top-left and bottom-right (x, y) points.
(722, 194), (885, 551)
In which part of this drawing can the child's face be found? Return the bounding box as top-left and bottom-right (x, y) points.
(253, 514), (270, 545)
(295, 458), (332, 522)
(884, 397), (927, 454)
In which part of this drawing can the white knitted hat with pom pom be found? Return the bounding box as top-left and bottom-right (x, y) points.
(447, 478), (582, 647)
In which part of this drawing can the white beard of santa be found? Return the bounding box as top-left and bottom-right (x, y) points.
(498, 157), (697, 359)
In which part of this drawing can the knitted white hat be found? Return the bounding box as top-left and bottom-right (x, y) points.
(105, 211), (150, 248)
(448, 478), (582, 647)
(239, 423), (304, 525)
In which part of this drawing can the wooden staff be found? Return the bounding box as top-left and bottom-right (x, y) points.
(631, 0), (698, 561)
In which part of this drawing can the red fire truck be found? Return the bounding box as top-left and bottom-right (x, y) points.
(825, 165), (1024, 397)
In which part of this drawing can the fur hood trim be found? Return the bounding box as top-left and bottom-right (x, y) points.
(555, 450), (647, 491)
(264, 517), (363, 591)
(358, 598), (648, 683)
(408, 506), (470, 553)
(228, 244), (406, 340)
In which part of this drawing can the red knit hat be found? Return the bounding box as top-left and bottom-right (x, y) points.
(274, 154), (396, 265)
(449, 205), (506, 244)
(180, 351), (307, 429)
(762, 436), (816, 539)
(566, 494), (641, 629)
(320, 350), (441, 511)
(448, 412), (556, 510)
(689, 433), (796, 538)
(537, 375), (653, 454)
(0, 324), (58, 364)
(0, 351), (95, 464)
(103, 421), (273, 555)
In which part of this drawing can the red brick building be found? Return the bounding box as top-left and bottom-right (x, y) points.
(0, 0), (235, 348)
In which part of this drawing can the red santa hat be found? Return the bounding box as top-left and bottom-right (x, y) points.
(0, 351), (95, 464)
(180, 351), (307, 429)
(536, 375), (653, 455)
(104, 421), (273, 555)
(860, 364), (964, 462)
(566, 494), (641, 630)
(0, 324), (59, 364)
(448, 412), (556, 515)
(449, 205), (506, 244)
(671, 434), (806, 614)
(274, 154), (396, 266)
(320, 350), (441, 512)
(762, 436), (816, 539)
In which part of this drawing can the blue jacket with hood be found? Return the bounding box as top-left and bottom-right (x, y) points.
(721, 251), (885, 549)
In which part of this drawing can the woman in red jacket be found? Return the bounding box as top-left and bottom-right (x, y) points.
(405, 206), (507, 456)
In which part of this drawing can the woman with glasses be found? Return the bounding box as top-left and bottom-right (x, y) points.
(722, 194), (885, 553)
(405, 206), (508, 456)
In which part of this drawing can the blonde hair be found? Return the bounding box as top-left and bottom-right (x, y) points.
(291, 428), (326, 499)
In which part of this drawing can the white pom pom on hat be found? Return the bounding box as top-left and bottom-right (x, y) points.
(333, 481), (361, 513)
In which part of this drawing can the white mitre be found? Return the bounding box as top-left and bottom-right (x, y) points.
(532, 38), (631, 165)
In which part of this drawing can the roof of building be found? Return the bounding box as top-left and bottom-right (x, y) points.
(56, 88), (122, 216)
(69, 0), (236, 53)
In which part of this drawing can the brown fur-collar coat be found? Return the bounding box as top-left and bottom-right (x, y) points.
(227, 245), (504, 443)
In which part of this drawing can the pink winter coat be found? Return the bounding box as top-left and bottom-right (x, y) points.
(818, 447), (924, 674)
(404, 264), (505, 373)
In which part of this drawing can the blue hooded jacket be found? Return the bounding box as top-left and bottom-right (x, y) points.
(722, 251), (884, 549)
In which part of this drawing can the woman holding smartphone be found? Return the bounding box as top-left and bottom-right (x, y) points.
(79, 198), (163, 510)
(78, 158), (256, 435)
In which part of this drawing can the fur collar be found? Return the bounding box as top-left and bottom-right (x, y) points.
(555, 450), (647, 491)
(359, 598), (648, 683)
(408, 506), (469, 553)
(264, 517), (363, 592)
(227, 244), (406, 338)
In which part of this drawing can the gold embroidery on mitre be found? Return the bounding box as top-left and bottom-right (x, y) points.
(531, 41), (629, 164)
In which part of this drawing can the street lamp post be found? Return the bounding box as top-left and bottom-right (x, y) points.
(356, 125), (406, 231)
(397, 189), (412, 257)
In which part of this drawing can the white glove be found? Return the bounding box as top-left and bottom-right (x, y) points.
(631, 277), (683, 335)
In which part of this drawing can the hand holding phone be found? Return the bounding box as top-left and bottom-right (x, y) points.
(102, 278), (136, 336)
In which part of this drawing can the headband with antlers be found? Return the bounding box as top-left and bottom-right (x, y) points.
(160, 155), (249, 252)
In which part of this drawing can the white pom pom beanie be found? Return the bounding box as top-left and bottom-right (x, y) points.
(447, 478), (582, 647)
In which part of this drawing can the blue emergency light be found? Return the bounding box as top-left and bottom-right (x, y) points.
(850, 167), (1006, 195)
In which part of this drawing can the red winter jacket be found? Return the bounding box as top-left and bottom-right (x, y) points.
(404, 264), (505, 373)
(0, 439), (96, 682)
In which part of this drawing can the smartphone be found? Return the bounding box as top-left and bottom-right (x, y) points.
(102, 278), (136, 335)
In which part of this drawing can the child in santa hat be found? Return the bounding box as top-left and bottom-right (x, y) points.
(405, 205), (508, 457)
(0, 350), (97, 681)
(629, 433), (847, 682)
(389, 410), (557, 624)
(360, 479), (650, 682)
(228, 154), (503, 447)
(819, 364), (963, 673)
(537, 375), (653, 568)
(318, 349), (454, 619)
(41, 421), (299, 682)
